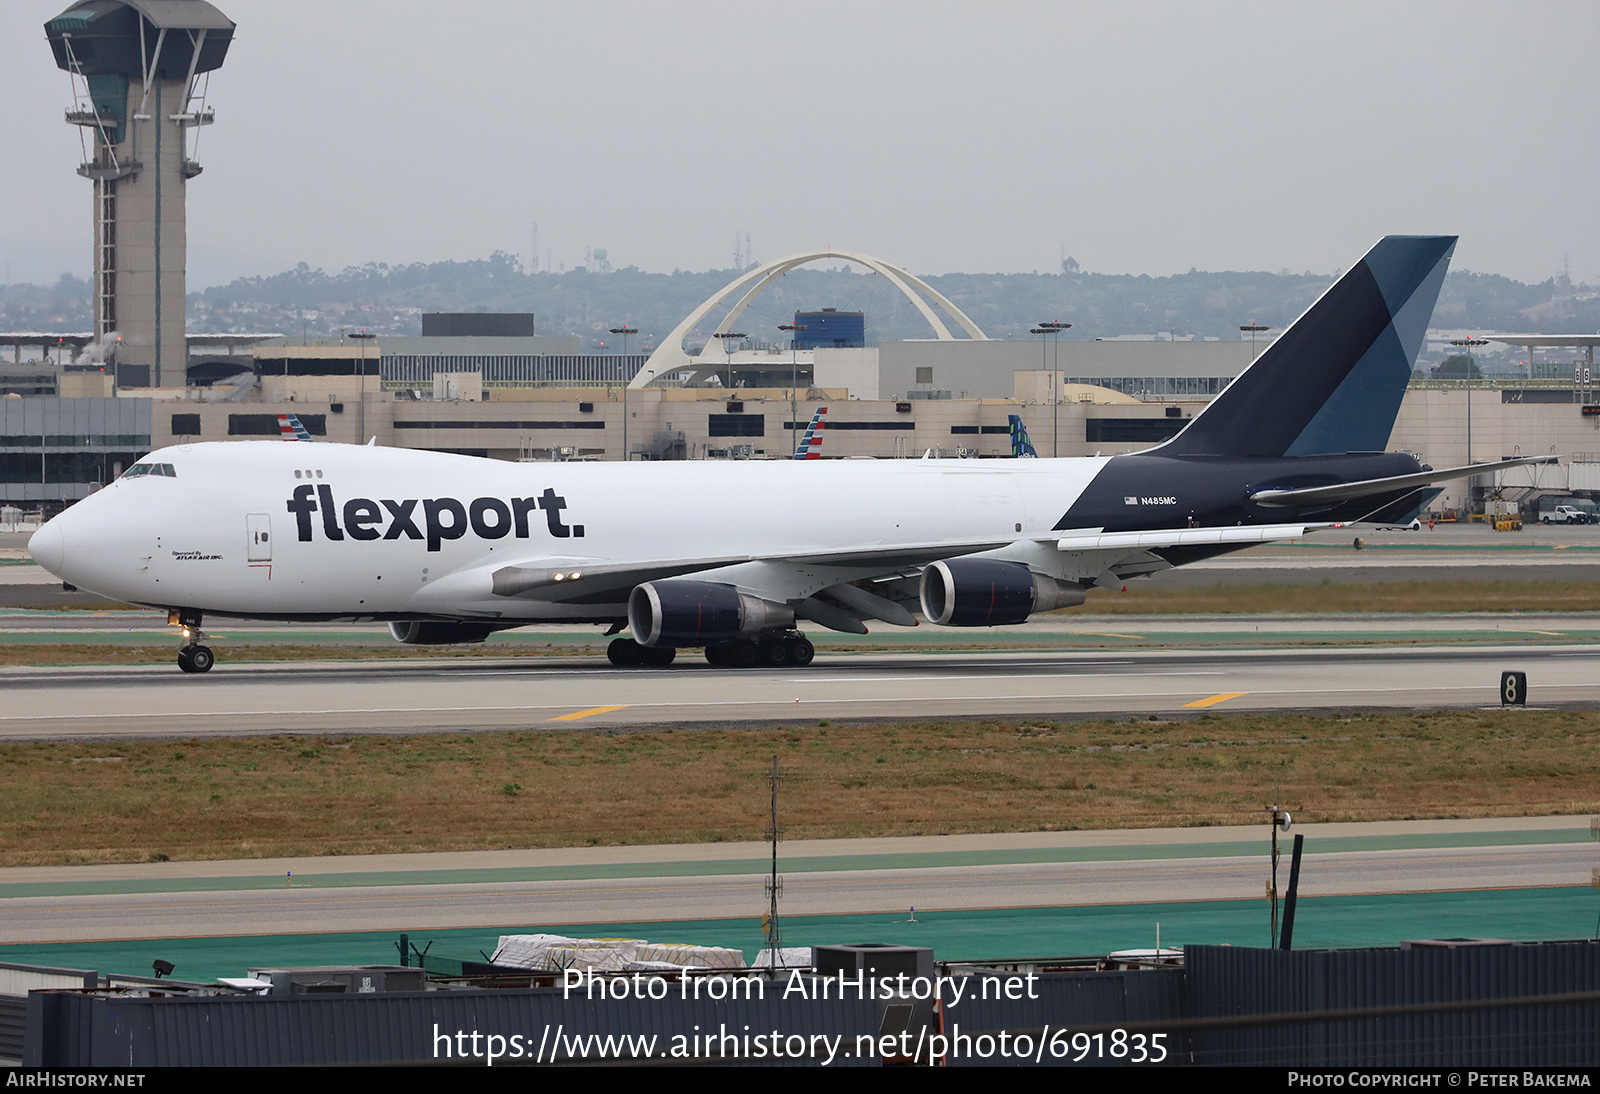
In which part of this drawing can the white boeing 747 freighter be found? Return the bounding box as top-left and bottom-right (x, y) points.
(28, 237), (1550, 673)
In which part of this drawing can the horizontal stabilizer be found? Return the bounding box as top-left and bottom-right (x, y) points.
(1056, 523), (1319, 552)
(1249, 455), (1558, 508)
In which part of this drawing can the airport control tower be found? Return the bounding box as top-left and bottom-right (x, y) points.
(45, 0), (235, 389)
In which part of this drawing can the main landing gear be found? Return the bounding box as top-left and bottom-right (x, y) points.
(606, 637), (676, 668)
(170, 610), (214, 674)
(604, 632), (816, 669)
(705, 631), (815, 669)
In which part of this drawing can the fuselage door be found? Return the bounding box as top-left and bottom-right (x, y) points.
(247, 513), (272, 562)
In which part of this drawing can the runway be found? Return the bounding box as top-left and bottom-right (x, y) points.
(2, 529), (1597, 965)
(0, 641), (1596, 740)
(0, 818), (1588, 944)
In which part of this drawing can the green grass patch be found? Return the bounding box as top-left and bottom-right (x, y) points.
(2, 710), (1596, 867)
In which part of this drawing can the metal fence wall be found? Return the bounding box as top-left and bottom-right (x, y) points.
(946, 969), (1185, 1068)
(1184, 941), (1600, 1067)
(25, 946), (1600, 1066)
(27, 983), (883, 1067)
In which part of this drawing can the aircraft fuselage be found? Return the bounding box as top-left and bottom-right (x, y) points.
(29, 441), (1424, 627)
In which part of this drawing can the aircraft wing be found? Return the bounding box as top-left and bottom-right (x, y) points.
(486, 535), (1016, 601)
(1249, 455), (1558, 508)
(484, 520), (1334, 630)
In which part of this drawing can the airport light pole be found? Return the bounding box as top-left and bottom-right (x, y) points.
(1451, 337), (1489, 515)
(1240, 323), (1269, 362)
(716, 332), (746, 389)
(610, 326), (637, 462)
(778, 323), (807, 455)
(346, 330), (375, 444)
(1038, 321), (1072, 457)
(1450, 338), (1488, 467)
(1030, 327), (1049, 458)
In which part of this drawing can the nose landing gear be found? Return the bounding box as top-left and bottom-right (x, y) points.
(170, 610), (214, 674)
(177, 644), (214, 673)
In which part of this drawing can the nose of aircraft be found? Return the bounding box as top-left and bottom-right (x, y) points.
(29, 520), (65, 577)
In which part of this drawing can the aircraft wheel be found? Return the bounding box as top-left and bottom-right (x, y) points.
(785, 636), (815, 666)
(704, 643), (731, 667)
(763, 639), (790, 667)
(732, 640), (762, 668)
(177, 648), (194, 673)
(642, 645), (676, 667)
(187, 646), (214, 674)
(607, 637), (643, 667)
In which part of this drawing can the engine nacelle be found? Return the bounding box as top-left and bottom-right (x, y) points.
(919, 558), (1086, 626)
(628, 580), (795, 648)
(388, 621), (499, 645)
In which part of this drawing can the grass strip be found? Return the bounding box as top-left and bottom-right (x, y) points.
(2, 710), (1596, 868)
(1072, 580), (1600, 614)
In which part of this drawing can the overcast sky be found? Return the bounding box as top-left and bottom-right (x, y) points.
(5, 1), (1598, 287)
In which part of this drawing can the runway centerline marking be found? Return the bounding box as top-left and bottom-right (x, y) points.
(1184, 692), (1250, 708)
(549, 705), (631, 722)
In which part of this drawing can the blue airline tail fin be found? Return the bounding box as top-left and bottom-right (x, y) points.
(277, 414), (314, 442)
(793, 406), (828, 459)
(1163, 235), (1456, 459)
(1008, 414), (1038, 457)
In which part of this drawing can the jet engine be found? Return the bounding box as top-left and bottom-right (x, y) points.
(388, 621), (500, 645)
(919, 558), (1086, 626)
(628, 580), (795, 648)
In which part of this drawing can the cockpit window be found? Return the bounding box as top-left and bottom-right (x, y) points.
(121, 463), (177, 479)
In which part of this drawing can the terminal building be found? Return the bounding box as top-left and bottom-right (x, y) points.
(6, 320), (1598, 519)
(5, 236), (1600, 520)
(6, 252), (1600, 517)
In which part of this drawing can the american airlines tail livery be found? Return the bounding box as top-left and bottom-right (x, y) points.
(28, 237), (1551, 673)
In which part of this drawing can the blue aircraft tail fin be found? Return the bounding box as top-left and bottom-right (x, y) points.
(1163, 235), (1455, 459)
(277, 414), (314, 442)
(1008, 414), (1038, 457)
(793, 406), (829, 459)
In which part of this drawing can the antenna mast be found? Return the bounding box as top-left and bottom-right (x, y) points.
(762, 754), (785, 970)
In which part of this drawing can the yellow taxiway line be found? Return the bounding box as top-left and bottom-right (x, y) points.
(548, 705), (632, 722)
(1184, 692), (1249, 708)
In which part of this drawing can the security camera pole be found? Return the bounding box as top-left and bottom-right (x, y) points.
(1265, 793), (1292, 945)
